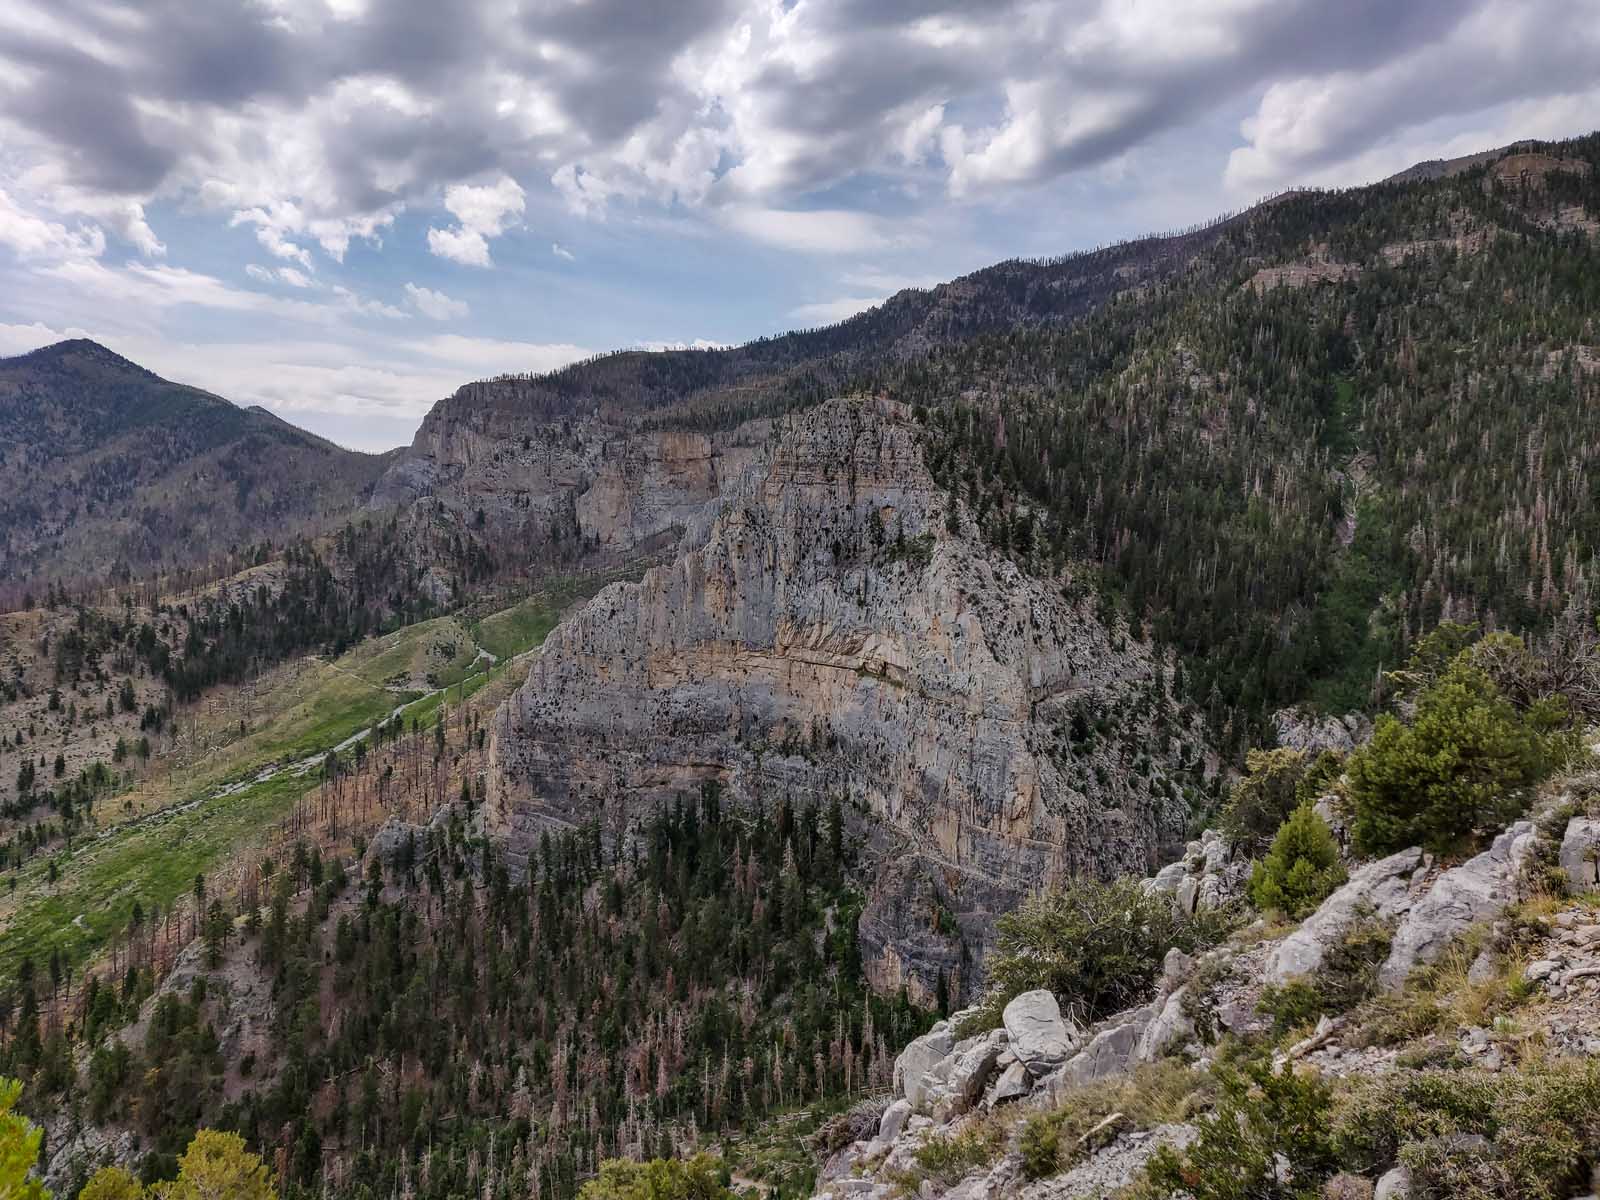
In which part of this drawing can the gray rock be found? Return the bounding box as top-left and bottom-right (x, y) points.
(1374, 1165), (1410, 1200)
(1379, 821), (1538, 991)
(1004, 990), (1079, 1077)
(988, 1060), (1032, 1105)
(894, 1027), (956, 1106)
(1559, 816), (1600, 892)
(944, 1031), (1007, 1111)
(1524, 958), (1561, 982)
(1161, 947), (1194, 990)
(1134, 986), (1194, 1063)
(1144, 861), (1187, 896)
(1266, 848), (1423, 983)
(1055, 1017), (1147, 1090)
(878, 1098), (912, 1144)
(1174, 875), (1201, 916)
(1466, 949), (1499, 986)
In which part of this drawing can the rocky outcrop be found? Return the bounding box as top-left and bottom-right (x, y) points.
(488, 397), (1204, 998)
(1266, 847), (1423, 984)
(1002, 991), (1079, 1077)
(1142, 829), (1248, 916)
(1560, 816), (1600, 892)
(1377, 821), (1538, 990)
(369, 381), (772, 563)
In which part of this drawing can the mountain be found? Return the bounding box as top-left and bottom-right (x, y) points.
(0, 339), (392, 597)
(381, 132), (1600, 737)
(488, 398), (1208, 1001)
(7, 131), (1600, 1200)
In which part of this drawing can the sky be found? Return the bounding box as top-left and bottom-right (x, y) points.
(1, 0), (1598, 452)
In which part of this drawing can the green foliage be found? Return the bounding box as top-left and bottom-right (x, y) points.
(1144, 1056), (1339, 1200)
(78, 793), (927, 1200)
(1249, 803), (1346, 919)
(909, 1120), (1007, 1186)
(578, 1156), (731, 1200)
(1258, 920), (1392, 1035)
(0, 1077), (48, 1200)
(1332, 1063), (1600, 1200)
(978, 876), (1239, 1024)
(1348, 656), (1550, 854)
(1220, 749), (1311, 852)
(78, 1166), (143, 1200)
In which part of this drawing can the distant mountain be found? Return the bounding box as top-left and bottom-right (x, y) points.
(375, 130), (1600, 739)
(0, 339), (391, 594)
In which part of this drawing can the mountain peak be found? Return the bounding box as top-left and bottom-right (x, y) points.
(8, 337), (154, 377)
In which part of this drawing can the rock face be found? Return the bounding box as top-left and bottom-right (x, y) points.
(1002, 991), (1079, 1077)
(1378, 821), (1538, 990)
(1266, 848), (1423, 984)
(1560, 816), (1600, 892)
(369, 379), (772, 561)
(488, 398), (1203, 997)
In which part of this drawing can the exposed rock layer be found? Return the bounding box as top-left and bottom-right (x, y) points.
(488, 398), (1201, 998)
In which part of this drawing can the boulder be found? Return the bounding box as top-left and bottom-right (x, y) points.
(1054, 1016), (1147, 1090)
(1003, 990), (1079, 1077)
(988, 1061), (1031, 1105)
(1134, 986), (1194, 1063)
(943, 1031), (1007, 1113)
(1559, 816), (1600, 892)
(894, 1026), (956, 1105)
(1144, 861), (1187, 896)
(878, 1099), (912, 1144)
(1374, 1167), (1410, 1200)
(1378, 822), (1537, 991)
(1266, 848), (1423, 983)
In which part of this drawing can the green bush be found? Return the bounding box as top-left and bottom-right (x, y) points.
(1332, 1063), (1600, 1200)
(1220, 750), (1347, 854)
(1347, 657), (1550, 855)
(909, 1119), (1006, 1185)
(976, 876), (1239, 1025)
(578, 1156), (733, 1200)
(1249, 803), (1347, 919)
(1143, 1056), (1338, 1200)
(1220, 749), (1311, 852)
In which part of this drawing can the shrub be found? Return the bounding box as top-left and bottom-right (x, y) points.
(1257, 979), (1324, 1035)
(1020, 1060), (1204, 1179)
(1250, 803), (1347, 919)
(1347, 657), (1549, 855)
(1143, 1056), (1338, 1200)
(1332, 1063), (1600, 1200)
(1221, 748), (1312, 852)
(909, 1118), (1007, 1185)
(578, 1155), (733, 1200)
(977, 877), (1239, 1025)
(1, 1078), (47, 1200)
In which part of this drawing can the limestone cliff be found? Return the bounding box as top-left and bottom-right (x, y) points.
(487, 397), (1208, 1001)
(369, 376), (769, 557)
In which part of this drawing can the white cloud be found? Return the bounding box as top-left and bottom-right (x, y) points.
(404, 282), (470, 321)
(720, 206), (911, 255)
(790, 296), (883, 325)
(0, 189), (106, 262)
(552, 241), (575, 261)
(427, 176), (526, 267)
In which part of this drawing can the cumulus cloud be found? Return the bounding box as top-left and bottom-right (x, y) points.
(551, 242), (575, 261)
(404, 282), (470, 320)
(1, 0), (1595, 264)
(0, 188), (105, 261)
(427, 175), (525, 266)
